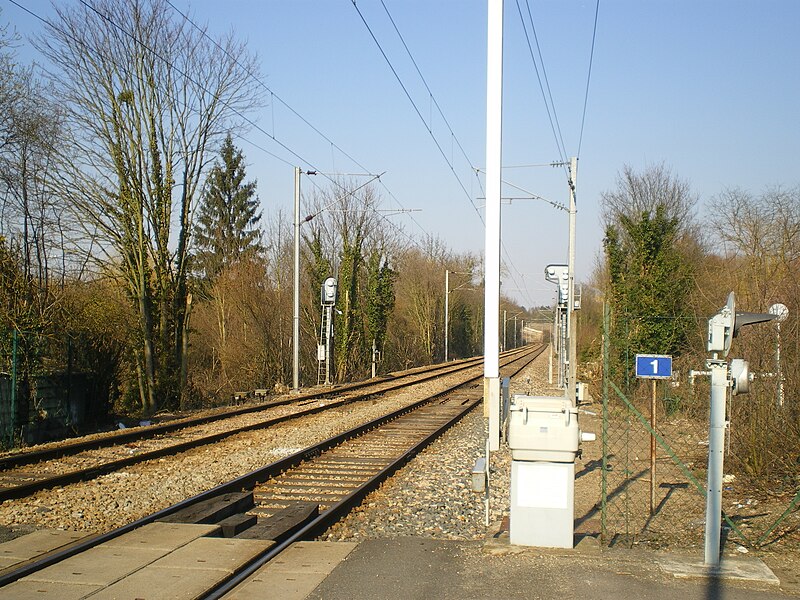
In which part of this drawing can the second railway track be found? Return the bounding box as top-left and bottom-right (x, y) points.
(0, 348), (533, 502)
(0, 345), (544, 594)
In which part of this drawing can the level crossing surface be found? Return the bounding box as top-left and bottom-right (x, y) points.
(0, 526), (791, 599)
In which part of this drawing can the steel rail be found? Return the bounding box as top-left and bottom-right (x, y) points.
(205, 347), (542, 598)
(0, 348), (531, 501)
(0, 346), (542, 589)
(0, 351), (510, 471)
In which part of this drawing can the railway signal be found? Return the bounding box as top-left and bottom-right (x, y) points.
(545, 264), (569, 389)
(318, 277), (338, 386)
(704, 292), (775, 566)
(769, 303), (789, 407)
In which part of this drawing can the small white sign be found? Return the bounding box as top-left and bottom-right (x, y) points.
(516, 462), (568, 509)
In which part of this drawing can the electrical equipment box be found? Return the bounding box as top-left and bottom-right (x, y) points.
(576, 382), (586, 404)
(508, 394), (595, 549)
(508, 396), (580, 463)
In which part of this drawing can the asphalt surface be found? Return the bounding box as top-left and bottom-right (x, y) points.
(306, 536), (797, 600)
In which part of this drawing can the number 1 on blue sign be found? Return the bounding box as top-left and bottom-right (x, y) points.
(635, 354), (671, 379)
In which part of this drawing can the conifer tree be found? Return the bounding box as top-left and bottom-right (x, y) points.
(194, 134), (263, 281)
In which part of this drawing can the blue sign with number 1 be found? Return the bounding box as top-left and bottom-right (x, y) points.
(635, 354), (672, 379)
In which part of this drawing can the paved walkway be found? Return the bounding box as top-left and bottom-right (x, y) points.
(296, 536), (797, 600)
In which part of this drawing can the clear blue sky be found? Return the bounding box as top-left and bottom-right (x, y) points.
(5, 1), (800, 308)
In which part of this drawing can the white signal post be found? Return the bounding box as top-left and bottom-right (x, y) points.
(704, 293), (775, 566)
(291, 169), (380, 392)
(769, 303), (789, 407)
(445, 269), (450, 362)
(484, 0), (503, 452)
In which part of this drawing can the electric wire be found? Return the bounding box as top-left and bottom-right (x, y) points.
(502, 241), (537, 309)
(514, 0), (567, 177)
(10, 0), (427, 252)
(164, 2), (366, 177)
(11, 0), (541, 307)
(353, 0), (537, 309)
(73, 0), (322, 175)
(524, 0), (569, 165)
(577, 0), (600, 159)
(349, 0), (485, 225)
(164, 0), (433, 244)
(378, 0), (486, 202)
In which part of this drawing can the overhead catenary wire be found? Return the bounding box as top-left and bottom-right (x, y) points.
(577, 0), (600, 159)
(73, 0), (321, 174)
(165, 0), (374, 180)
(10, 0), (428, 252)
(167, 0), (534, 308)
(44, 0), (427, 250)
(514, 0), (568, 179)
(354, 0), (538, 310)
(163, 0), (433, 245)
(160, 6), (431, 253)
(377, 0), (487, 203)
(502, 242), (538, 309)
(13, 0), (557, 308)
(349, 0), (485, 226)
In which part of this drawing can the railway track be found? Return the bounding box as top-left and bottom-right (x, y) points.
(0, 350), (510, 470)
(0, 348), (531, 502)
(0, 346), (544, 594)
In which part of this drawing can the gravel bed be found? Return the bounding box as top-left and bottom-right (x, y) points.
(0, 361), (492, 535)
(0, 397), (371, 481)
(322, 348), (601, 542)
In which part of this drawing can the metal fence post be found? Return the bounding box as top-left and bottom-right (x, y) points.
(10, 329), (17, 444)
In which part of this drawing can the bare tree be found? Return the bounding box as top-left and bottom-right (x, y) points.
(0, 69), (63, 298)
(711, 186), (800, 307)
(601, 163), (698, 234)
(35, 0), (262, 413)
(706, 186), (800, 481)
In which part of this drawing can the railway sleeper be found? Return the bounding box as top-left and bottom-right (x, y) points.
(237, 502), (320, 544)
(157, 491), (254, 526)
(213, 513), (258, 538)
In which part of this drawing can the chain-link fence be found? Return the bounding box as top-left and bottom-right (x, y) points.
(600, 306), (800, 551)
(1, 329), (109, 448)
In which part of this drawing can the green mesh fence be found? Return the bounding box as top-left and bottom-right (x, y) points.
(1, 329), (108, 448)
(600, 305), (800, 551)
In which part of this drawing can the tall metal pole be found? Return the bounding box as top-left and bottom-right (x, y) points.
(293, 167), (301, 392)
(325, 305), (333, 386)
(777, 321), (784, 407)
(484, 0), (503, 452)
(704, 357), (728, 566)
(550, 304), (557, 384)
(10, 329), (17, 443)
(566, 156), (578, 405)
(445, 270), (450, 362)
